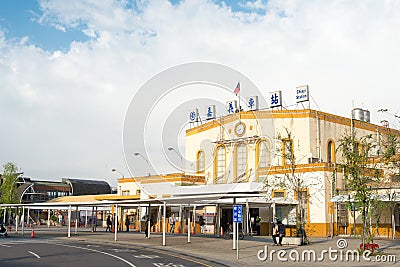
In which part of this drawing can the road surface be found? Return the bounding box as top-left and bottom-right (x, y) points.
(0, 238), (226, 267)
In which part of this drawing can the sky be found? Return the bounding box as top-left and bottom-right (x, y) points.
(1, 0), (400, 186)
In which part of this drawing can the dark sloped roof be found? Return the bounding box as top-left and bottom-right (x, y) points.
(62, 178), (111, 196)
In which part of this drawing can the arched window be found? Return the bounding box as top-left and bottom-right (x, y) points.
(327, 140), (335, 163)
(235, 143), (247, 183)
(197, 150), (205, 173)
(214, 145), (226, 184)
(257, 140), (269, 169)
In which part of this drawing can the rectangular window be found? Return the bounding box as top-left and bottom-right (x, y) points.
(338, 203), (348, 226)
(273, 190), (285, 198)
(121, 190), (130, 196)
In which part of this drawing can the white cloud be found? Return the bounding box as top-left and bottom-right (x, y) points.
(240, 0), (267, 11)
(1, 0), (400, 182)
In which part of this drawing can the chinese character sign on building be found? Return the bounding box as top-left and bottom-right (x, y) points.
(226, 100), (237, 114)
(205, 105), (216, 120)
(246, 96), (259, 111)
(296, 85), (309, 103)
(189, 109), (198, 122)
(269, 91), (282, 108)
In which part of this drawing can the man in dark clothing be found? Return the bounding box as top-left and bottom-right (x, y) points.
(125, 215), (130, 232)
(278, 221), (286, 246)
(106, 215), (112, 232)
(255, 216), (261, 236)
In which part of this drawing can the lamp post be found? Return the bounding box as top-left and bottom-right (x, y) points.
(111, 169), (125, 178)
(134, 152), (150, 176)
(111, 169), (125, 195)
(168, 147), (183, 172)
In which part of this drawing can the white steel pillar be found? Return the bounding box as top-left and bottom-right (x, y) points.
(162, 202), (166, 246)
(114, 204), (118, 241)
(187, 207), (191, 243)
(21, 207), (25, 236)
(68, 206), (71, 238)
(75, 206), (78, 235)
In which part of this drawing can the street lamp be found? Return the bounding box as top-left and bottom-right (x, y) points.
(111, 169), (125, 178)
(168, 147), (183, 172)
(133, 152), (150, 176)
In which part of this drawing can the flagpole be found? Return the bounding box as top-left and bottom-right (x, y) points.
(238, 81), (241, 120)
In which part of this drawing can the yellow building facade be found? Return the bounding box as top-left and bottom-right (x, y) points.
(185, 108), (400, 237)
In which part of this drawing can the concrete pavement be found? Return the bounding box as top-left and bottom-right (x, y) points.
(3, 226), (400, 266)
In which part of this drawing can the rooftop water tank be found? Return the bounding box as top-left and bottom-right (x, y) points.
(381, 120), (389, 128)
(363, 110), (370, 123)
(352, 108), (364, 121)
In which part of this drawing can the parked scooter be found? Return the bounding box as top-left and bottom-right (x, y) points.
(0, 223), (8, 237)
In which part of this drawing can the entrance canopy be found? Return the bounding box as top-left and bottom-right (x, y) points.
(0, 182), (299, 208)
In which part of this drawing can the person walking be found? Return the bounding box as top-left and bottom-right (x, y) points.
(125, 215), (130, 232)
(92, 216), (97, 232)
(255, 215), (261, 236)
(199, 215), (205, 234)
(169, 214), (175, 233)
(106, 215), (112, 232)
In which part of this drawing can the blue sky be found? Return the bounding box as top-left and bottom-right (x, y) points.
(0, 0), (88, 51)
(1, 0), (400, 183)
(0, 0), (266, 52)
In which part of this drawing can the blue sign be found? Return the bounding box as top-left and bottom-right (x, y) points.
(233, 205), (243, 223)
(189, 110), (198, 122)
(206, 105), (216, 120)
(246, 96), (259, 111)
(226, 100), (237, 114)
(269, 91), (282, 108)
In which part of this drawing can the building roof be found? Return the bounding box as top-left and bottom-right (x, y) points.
(47, 194), (140, 203)
(139, 181), (265, 198)
(118, 173), (205, 185)
(186, 109), (400, 137)
(62, 178), (111, 196)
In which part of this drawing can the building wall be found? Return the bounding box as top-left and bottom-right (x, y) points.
(185, 109), (399, 237)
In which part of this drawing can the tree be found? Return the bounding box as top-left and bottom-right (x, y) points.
(337, 133), (381, 249)
(379, 131), (400, 239)
(265, 128), (322, 244)
(0, 162), (21, 204)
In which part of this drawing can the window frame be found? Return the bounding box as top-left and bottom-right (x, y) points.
(214, 145), (226, 184)
(234, 143), (247, 183)
(196, 149), (205, 174)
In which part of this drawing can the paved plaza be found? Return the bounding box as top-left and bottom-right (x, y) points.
(2, 226), (399, 266)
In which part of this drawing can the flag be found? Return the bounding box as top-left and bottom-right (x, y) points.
(234, 82), (240, 96)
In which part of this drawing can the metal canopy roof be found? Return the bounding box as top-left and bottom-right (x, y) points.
(0, 192), (298, 209)
(0, 182), (301, 209)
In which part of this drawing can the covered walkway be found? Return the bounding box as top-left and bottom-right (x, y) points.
(1, 186), (274, 248)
